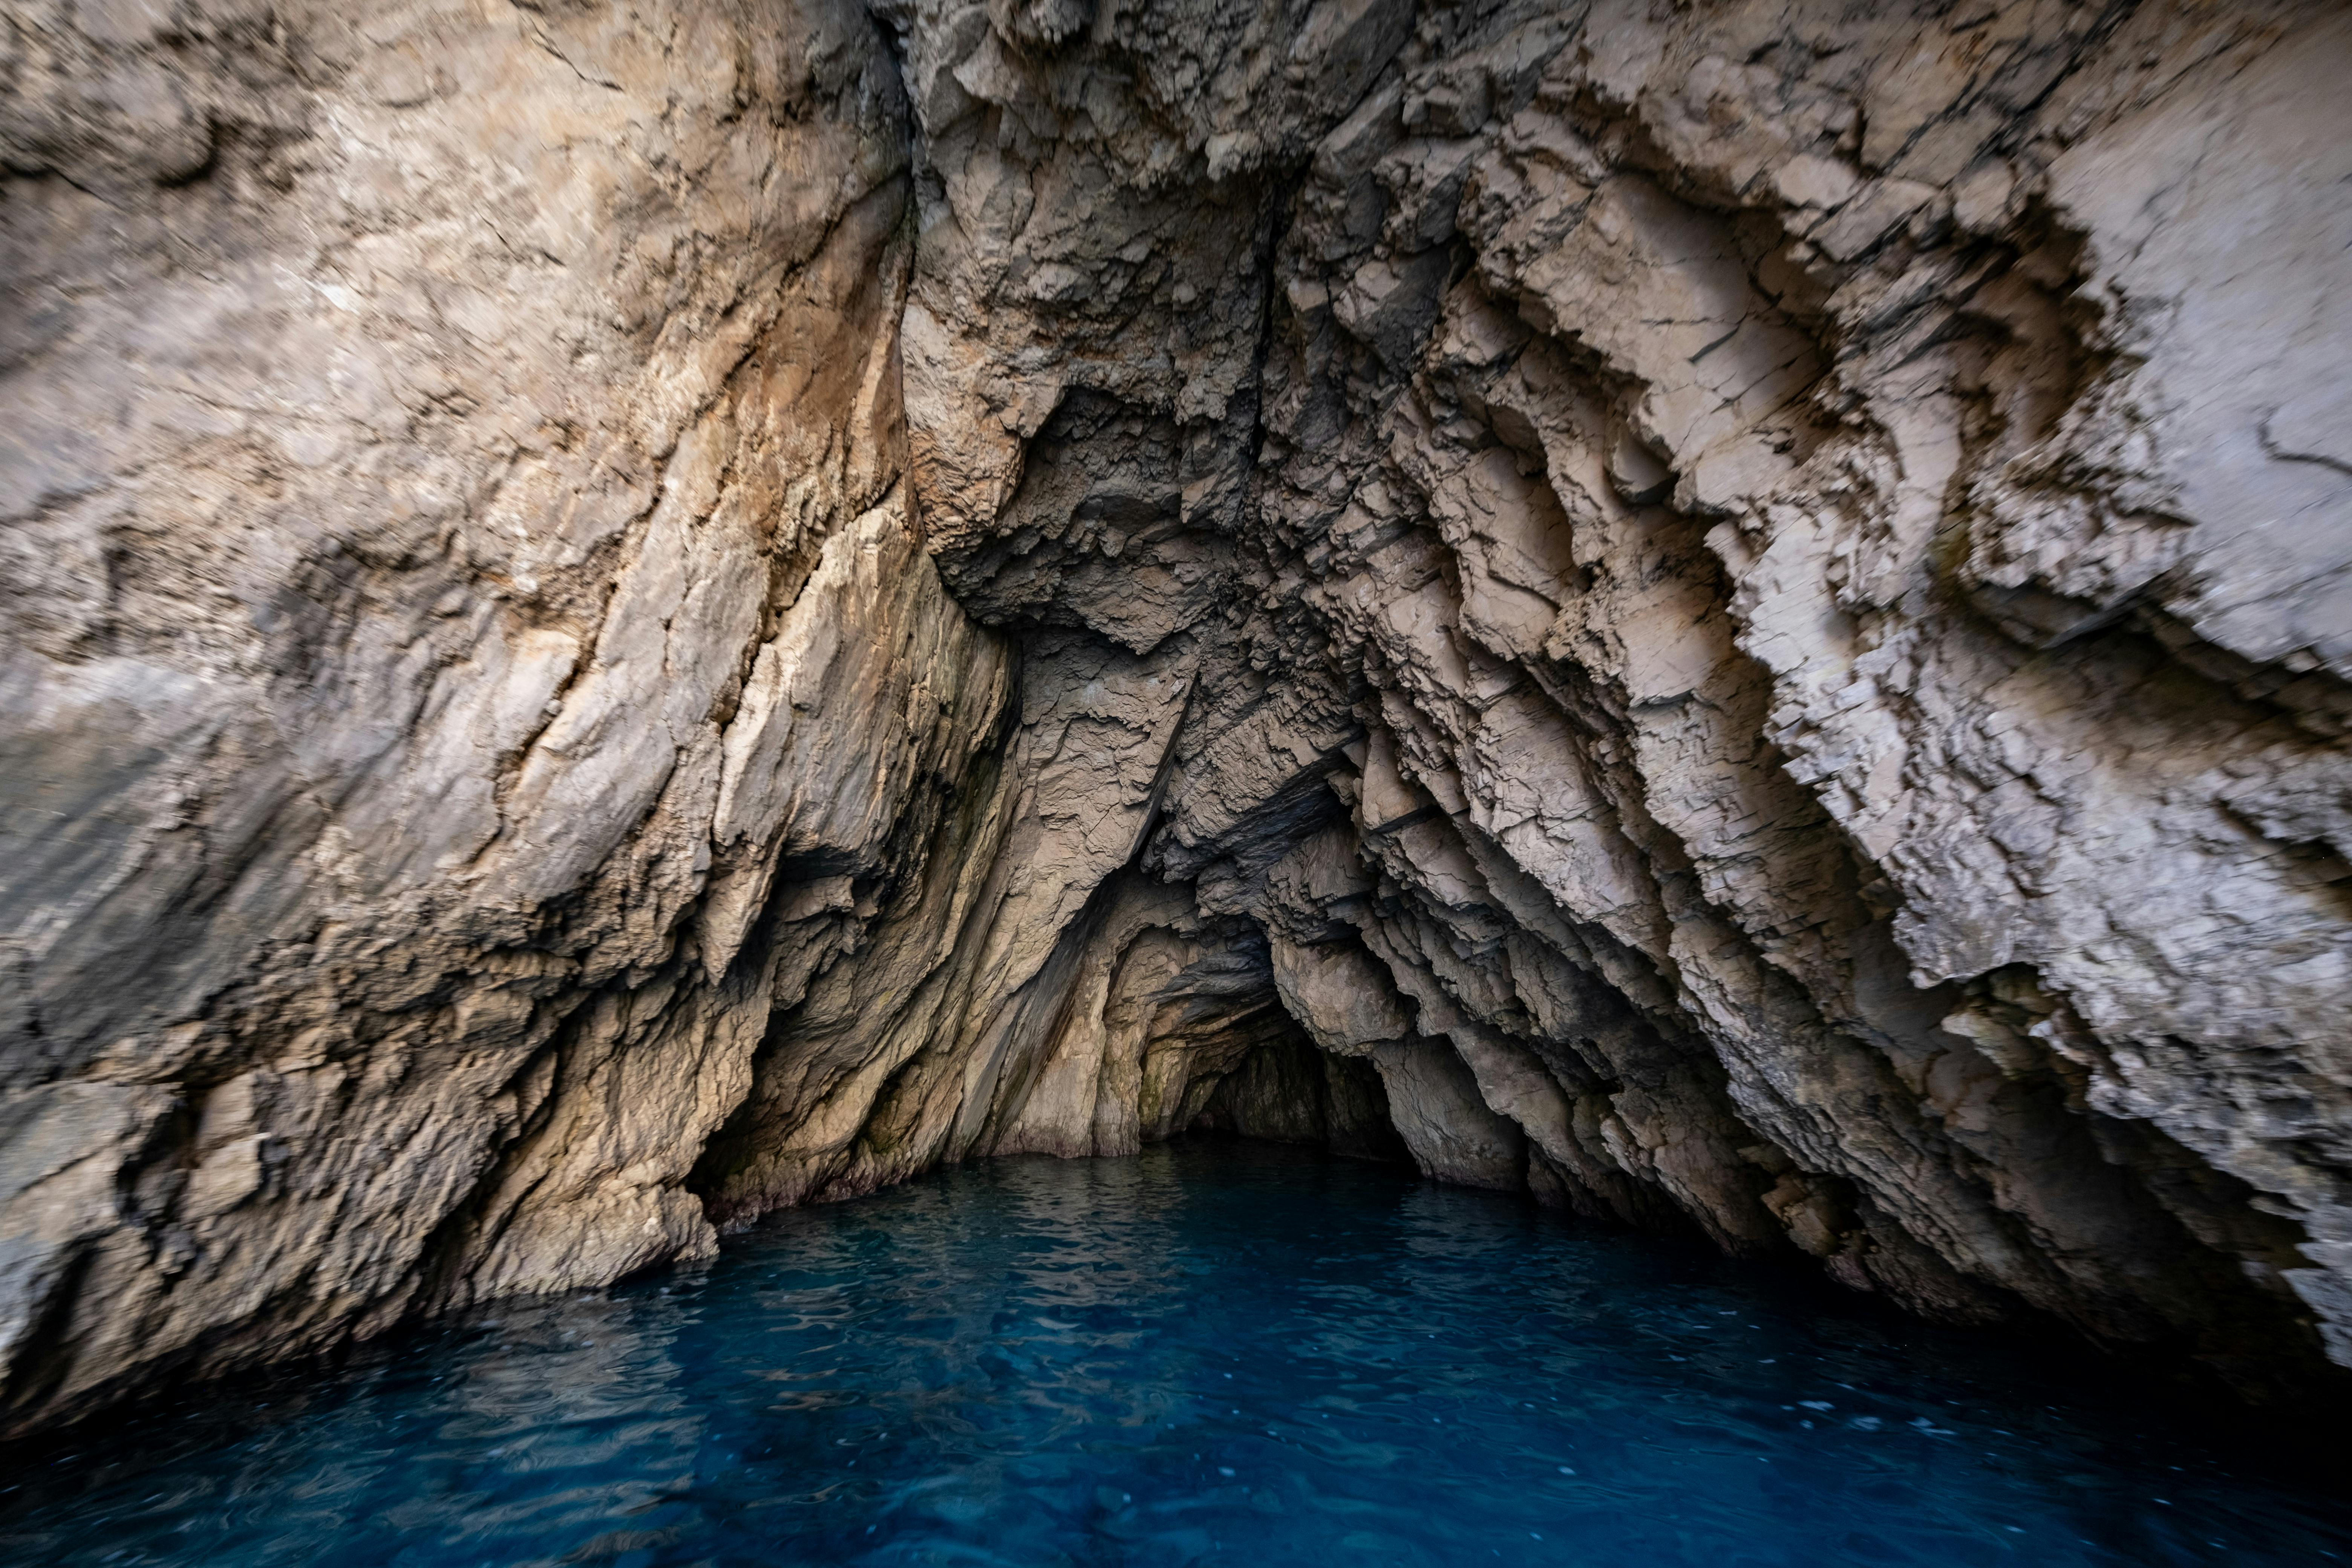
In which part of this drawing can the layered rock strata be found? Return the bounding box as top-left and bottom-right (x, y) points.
(2, 0), (2347, 1432)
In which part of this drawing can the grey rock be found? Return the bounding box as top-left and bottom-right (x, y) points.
(1, 0), (2347, 1431)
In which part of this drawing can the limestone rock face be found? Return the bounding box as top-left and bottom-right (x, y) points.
(0, 0), (965, 1425)
(3, 0), (2349, 1430)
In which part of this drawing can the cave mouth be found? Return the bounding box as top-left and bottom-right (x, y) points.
(5, 1142), (2350, 1565)
(1182, 1034), (1413, 1165)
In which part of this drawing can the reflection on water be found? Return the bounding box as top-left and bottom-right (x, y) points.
(4, 1142), (2349, 1566)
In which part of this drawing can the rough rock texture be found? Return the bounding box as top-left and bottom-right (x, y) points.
(3, 0), (2349, 1431)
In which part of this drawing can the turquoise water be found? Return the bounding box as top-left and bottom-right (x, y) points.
(4, 1142), (2348, 1566)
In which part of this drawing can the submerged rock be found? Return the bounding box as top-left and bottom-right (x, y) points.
(1, 0), (2346, 1429)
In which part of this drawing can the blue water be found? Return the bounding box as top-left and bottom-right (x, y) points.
(4, 1143), (2349, 1566)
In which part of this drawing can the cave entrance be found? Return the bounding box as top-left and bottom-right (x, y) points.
(1178, 1034), (1410, 1165)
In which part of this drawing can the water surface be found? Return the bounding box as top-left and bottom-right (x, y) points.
(5, 1142), (2348, 1565)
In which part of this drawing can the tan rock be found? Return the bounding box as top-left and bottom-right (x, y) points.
(2, 0), (2346, 1433)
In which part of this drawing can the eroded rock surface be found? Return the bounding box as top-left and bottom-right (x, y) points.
(2, 0), (2348, 1431)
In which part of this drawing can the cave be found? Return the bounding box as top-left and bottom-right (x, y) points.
(3, 0), (2350, 1557)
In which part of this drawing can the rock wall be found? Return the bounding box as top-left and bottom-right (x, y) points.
(2, 0), (2348, 1431)
(0, 0), (960, 1427)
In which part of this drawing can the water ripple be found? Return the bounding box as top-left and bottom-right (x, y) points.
(2, 1144), (2349, 1565)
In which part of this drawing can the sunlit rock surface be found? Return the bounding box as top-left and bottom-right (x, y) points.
(2, 0), (2347, 1432)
